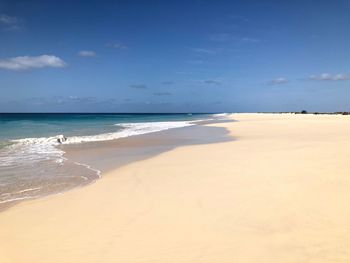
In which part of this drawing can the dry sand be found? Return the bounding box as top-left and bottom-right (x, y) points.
(1, 113), (350, 262)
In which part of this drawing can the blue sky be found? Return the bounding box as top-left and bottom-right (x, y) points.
(1, 0), (350, 112)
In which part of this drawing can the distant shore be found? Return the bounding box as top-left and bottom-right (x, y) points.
(1, 113), (350, 262)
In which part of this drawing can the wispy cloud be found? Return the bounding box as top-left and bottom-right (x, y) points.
(203, 80), (222, 85)
(0, 55), (66, 71)
(153, 92), (172, 96)
(209, 33), (232, 42)
(67, 96), (97, 103)
(229, 15), (249, 22)
(191, 48), (217, 54)
(175, 71), (193, 75)
(308, 73), (350, 81)
(129, 84), (147, 89)
(267, 77), (289, 85)
(162, 81), (174, 85)
(209, 33), (260, 43)
(187, 59), (204, 64)
(241, 37), (260, 43)
(15, 96), (97, 106)
(0, 14), (22, 30)
(78, 50), (96, 57)
(106, 42), (128, 49)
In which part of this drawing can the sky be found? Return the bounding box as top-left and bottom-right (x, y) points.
(1, 0), (350, 113)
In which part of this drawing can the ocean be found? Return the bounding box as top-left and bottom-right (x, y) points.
(0, 113), (215, 206)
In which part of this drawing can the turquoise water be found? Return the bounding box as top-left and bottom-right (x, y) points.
(0, 113), (209, 141)
(0, 113), (212, 206)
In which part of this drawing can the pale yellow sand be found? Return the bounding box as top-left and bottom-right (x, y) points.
(2, 113), (350, 263)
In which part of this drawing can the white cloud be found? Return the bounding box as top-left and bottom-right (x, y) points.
(209, 33), (260, 43)
(0, 14), (18, 24)
(268, 77), (289, 85)
(78, 50), (96, 57)
(153, 92), (172, 96)
(309, 73), (350, 81)
(0, 14), (21, 30)
(209, 33), (231, 42)
(129, 84), (147, 89)
(241, 37), (260, 43)
(0, 55), (66, 71)
(192, 48), (217, 54)
(187, 59), (204, 64)
(106, 42), (128, 49)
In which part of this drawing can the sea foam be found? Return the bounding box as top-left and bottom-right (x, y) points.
(1, 120), (194, 168)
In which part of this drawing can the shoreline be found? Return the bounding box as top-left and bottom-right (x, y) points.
(2, 113), (350, 262)
(0, 117), (232, 212)
(63, 118), (232, 174)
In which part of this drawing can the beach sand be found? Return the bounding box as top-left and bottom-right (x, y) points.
(1, 113), (350, 262)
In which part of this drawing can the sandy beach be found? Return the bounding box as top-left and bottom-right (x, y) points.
(2, 113), (350, 263)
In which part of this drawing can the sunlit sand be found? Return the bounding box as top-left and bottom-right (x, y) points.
(1, 113), (350, 262)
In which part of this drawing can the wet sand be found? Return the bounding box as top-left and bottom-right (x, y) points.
(2, 113), (350, 262)
(0, 119), (231, 212)
(63, 120), (232, 173)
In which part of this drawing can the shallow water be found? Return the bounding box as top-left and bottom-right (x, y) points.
(0, 113), (221, 207)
